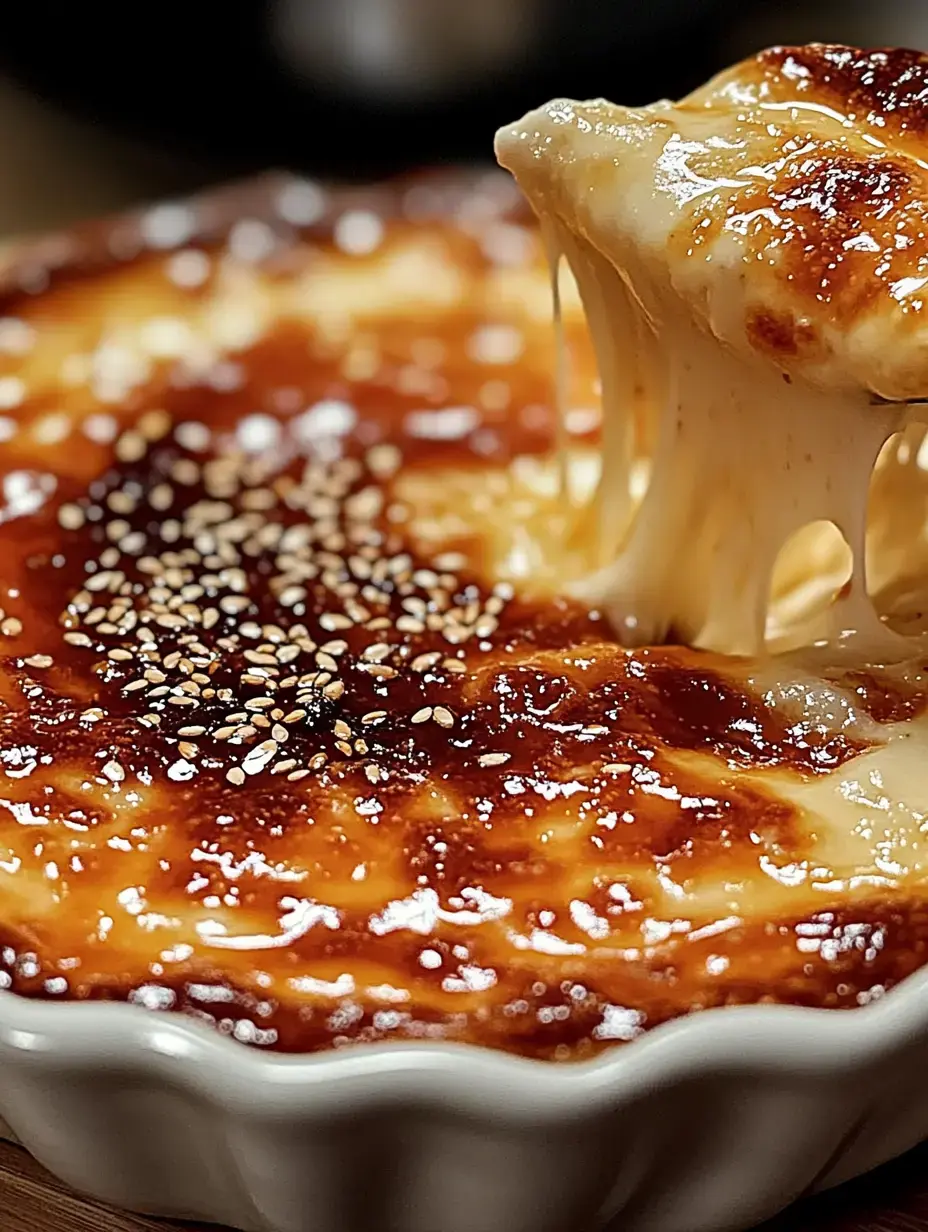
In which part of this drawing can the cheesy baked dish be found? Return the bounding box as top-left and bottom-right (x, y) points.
(2, 46), (928, 1061)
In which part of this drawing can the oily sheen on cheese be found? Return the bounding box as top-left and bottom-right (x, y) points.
(4, 111), (928, 1062)
(495, 44), (928, 657)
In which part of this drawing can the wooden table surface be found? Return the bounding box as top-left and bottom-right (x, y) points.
(2, 1135), (928, 1232)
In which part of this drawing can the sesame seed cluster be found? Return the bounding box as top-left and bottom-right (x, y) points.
(55, 413), (517, 791)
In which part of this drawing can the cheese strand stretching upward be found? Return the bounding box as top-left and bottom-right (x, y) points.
(495, 45), (928, 657)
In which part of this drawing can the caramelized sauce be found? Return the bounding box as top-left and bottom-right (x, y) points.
(0, 172), (924, 1059)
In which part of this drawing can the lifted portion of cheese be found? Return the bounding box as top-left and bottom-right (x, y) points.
(496, 46), (928, 656)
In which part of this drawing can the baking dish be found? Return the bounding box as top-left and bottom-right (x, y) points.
(3, 966), (928, 1232)
(0, 172), (925, 1232)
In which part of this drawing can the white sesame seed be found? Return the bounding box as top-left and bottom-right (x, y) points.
(478, 752), (511, 767)
(242, 739), (278, 775)
(58, 503), (86, 530)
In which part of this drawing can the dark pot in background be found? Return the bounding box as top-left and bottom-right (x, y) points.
(0, 0), (751, 182)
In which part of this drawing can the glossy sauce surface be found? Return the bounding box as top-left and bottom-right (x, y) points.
(0, 172), (927, 1059)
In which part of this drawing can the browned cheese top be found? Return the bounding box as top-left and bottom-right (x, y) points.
(0, 171), (923, 1060)
(496, 45), (928, 400)
(686, 44), (928, 395)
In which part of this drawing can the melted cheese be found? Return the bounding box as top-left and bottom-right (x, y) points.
(5, 163), (928, 1055)
(495, 48), (928, 658)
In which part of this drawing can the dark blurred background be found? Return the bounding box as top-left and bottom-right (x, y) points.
(0, 0), (926, 236)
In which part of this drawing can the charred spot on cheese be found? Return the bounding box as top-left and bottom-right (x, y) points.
(757, 45), (928, 140)
(495, 44), (928, 658)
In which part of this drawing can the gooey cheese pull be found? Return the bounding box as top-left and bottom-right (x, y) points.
(496, 44), (928, 657)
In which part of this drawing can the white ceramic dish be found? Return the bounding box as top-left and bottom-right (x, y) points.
(1, 967), (927, 1232)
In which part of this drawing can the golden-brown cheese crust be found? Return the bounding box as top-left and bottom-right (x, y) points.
(684, 45), (928, 393)
(497, 45), (928, 400)
(0, 173), (926, 1059)
(756, 45), (928, 140)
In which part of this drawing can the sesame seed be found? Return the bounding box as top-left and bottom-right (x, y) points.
(63, 630), (94, 650)
(432, 706), (454, 728)
(226, 766), (246, 786)
(58, 503), (86, 530)
(115, 431), (146, 463)
(319, 639), (348, 656)
(366, 443), (401, 477)
(362, 710), (387, 725)
(411, 652), (441, 673)
(85, 571), (116, 593)
(319, 613), (353, 631)
(178, 740), (198, 760)
(244, 649), (277, 666)
(220, 595), (250, 615)
(24, 653), (53, 669)
(475, 614), (499, 639)
(178, 725), (207, 737)
(149, 483), (174, 511)
(242, 739), (277, 774)
(443, 624), (471, 646)
(102, 760), (125, 782)
(108, 491), (138, 516)
(288, 768), (311, 781)
(138, 409), (171, 441)
(478, 752), (511, 767)
(412, 706), (432, 724)
(323, 680), (345, 700)
(362, 642), (391, 663)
